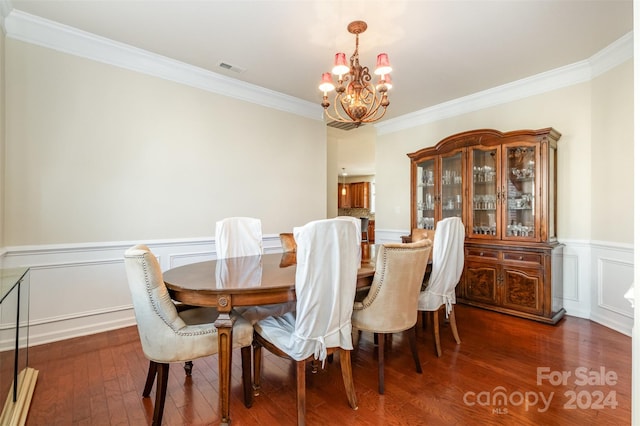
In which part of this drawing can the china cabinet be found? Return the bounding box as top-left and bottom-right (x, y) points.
(408, 128), (564, 324)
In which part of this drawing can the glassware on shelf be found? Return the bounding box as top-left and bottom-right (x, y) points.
(421, 170), (435, 186)
(419, 217), (435, 229)
(473, 165), (496, 183)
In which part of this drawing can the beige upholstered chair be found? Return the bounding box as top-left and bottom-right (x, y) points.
(124, 245), (254, 426)
(253, 219), (360, 425)
(418, 217), (465, 357)
(351, 239), (432, 394)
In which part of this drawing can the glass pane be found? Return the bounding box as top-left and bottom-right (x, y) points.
(441, 152), (463, 220)
(471, 148), (498, 236)
(506, 146), (536, 238)
(417, 158), (436, 229)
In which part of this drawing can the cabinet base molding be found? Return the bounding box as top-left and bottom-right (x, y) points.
(458, 300), (566, 325)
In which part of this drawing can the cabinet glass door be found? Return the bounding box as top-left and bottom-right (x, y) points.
(505, 145), (537, 239)
(417, 158), (436, 229)
(471, 148), (498, 237)
(440, 152), (463, 220)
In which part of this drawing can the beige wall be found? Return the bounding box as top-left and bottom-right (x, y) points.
(5, 40), (327, 245)
(591, 61), (634, 242)
(374, 60), (633, 244)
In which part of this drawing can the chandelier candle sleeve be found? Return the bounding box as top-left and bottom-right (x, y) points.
(318, 20), (392, 127)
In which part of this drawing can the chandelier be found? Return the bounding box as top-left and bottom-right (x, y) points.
(319, 20), (392, 127)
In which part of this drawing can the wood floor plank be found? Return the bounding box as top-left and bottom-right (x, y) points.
(23, 305), (630, 425)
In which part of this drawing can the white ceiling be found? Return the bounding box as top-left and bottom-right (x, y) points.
(7, 0), (633, 123)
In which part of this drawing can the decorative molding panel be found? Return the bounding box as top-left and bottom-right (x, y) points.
(0, 233), (633, 345)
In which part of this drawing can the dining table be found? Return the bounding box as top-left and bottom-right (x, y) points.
(163, 244), (377, 426)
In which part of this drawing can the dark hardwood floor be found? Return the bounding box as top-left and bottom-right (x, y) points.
(25, 305), (631, 425)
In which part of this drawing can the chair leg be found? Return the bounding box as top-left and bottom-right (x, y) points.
(421, 311), (428, 330)
(296, 361), (306, 426)
(449, 306), (461, 344)
(338, 349), (358, 410)
(143, 360), (158, 397)
(432, 310), (442, 357)
(152, 363), (170, 426)
(408, 326), (422, 374)
(252, 339), (262, 396)
(241, 346), (253, 408)
(183, 361), (193, 376)
(353, 329), (362, 347)
(376, 333), (385, 394)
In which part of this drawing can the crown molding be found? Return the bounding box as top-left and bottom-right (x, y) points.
(0, 0), (11, 34)
(376, 31), (634, 136)
(2, 7), (632, 131)
(4, 9), (323, 121)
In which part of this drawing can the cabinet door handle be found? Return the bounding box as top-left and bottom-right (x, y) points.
(518, 256), (524, 260)
(479, 252), (484, 256)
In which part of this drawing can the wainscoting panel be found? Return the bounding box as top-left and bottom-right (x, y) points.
(559, 240), (591, 319)
(591, 242), (634, 335)
(0, 234), (632, 346)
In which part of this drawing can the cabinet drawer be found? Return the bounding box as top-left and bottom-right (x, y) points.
(503, 251), (543, 265)
(465, 248), (499, 259)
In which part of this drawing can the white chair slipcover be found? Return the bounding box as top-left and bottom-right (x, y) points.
(216, 217), (295, 323)
(215, 217), (263, 259)
(254, 218), (360, 362)
(418, 217), (465, 315)
(417, 217), (465, 357)
(252, 218), (360, 424)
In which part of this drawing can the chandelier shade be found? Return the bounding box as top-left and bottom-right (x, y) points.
(318, 20), (392, 127)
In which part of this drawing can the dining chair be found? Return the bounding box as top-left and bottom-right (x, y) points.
(215, 217), (295, 323)
(351, 239), (432, 394)
(252, 218), (360, 425)
(360, 217), (370, 242)
(124, 245), (254, 426)
(215, 216), (263, 259)
(417, 217), (465, 357)
(410, 227), (436, 290)
(279, 232), (297, 252)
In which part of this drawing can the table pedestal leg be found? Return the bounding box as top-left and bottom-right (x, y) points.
(215, 301), (234, 426)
